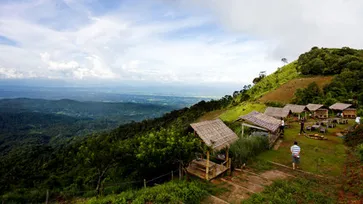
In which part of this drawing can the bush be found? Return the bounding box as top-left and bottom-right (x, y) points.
(230, 136), (269, 168)
(357, 144), (363, 161)
(85, 180), (209, 204)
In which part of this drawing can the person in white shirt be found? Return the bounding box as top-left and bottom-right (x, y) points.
(355, 116), (361, 125)
(280, 117), (285, 135)
(290, 141), (301, 170)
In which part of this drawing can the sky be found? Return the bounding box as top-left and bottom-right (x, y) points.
(1, 0), (363, 95)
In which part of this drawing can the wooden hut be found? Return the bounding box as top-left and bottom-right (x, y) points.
(187, 119), (238, 180)
(306, 104), (328, 118)
(237, 111), (281, 148)
(283, 104), (309, 119)
(329, 103), (357, 118)
(264, 107), (291, 119)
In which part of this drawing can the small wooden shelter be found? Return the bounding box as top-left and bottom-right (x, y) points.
(329, 103), (357, 118)
(187, 119), (238, 180)
(264, 107), (291, 119)
(283, 104), (309, 119)
(237, 111), (281, 148)
(306, 104), (328, 118)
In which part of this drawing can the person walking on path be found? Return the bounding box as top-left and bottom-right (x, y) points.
(299, 118), (306, 135)
(280, 117), (285, 136)
(290, 141), (301, 170)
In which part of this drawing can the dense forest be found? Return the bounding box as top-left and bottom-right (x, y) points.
(0, 98), (178, 156)
(293, 47), (363, 114)
(0, 96), (234, 202)
(1, 47), (363, 202)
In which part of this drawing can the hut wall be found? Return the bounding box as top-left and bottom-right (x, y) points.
(314, 109), (328, 118)
(343, 109), (357, 118)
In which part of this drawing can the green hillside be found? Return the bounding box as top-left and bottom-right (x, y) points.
(2, 47), (363, 203)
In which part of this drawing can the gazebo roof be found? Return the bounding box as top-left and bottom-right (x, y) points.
(238, 111), (281, 132)
(329, 103), (352, 111)
(306, 104), (325, 111)
(264, 107), (291, 118)
(283, 104), (308, 114)
(190, 119), (238, 151)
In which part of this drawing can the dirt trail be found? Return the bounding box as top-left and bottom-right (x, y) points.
(203, 169), (292, 204)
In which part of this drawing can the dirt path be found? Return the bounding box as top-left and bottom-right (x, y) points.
(202, 169), (293, 203)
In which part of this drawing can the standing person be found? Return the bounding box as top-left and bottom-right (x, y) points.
(280, 117), (285, 135)
(299, 118), (306, 135)
(356, 116), (361, 125)
(290, 141), (301, 170)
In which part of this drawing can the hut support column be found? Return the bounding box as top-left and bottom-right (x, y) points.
(241, 123), (244, 137)
(205, 151), (210, 180)
(225, 147), (229, 168)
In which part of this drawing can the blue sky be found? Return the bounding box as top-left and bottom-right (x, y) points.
(0, 0), (363, 91)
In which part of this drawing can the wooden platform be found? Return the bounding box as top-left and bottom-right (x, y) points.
(186, 159), (228, 181)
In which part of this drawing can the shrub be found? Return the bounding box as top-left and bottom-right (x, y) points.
(357, 144), (363, 161)
(230, 136), (269, 168)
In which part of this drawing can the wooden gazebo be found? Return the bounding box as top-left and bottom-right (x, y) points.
(306, 104), (328, 118)
(329, 103), (357, 118)
(187, 119), (238, 180)
(283, 104), (309, 119)
(264, 107), (291, 119)
(237, 111), (281, 148)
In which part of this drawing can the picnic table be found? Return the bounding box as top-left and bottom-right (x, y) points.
(311, 124), (320, 130)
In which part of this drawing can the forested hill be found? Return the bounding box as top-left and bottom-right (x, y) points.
(2, 46), (363, 202)
(0, 98), (176, 155)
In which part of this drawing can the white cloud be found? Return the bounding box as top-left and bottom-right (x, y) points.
(0, 0), (287, 85)
(180, 0), (363, 59)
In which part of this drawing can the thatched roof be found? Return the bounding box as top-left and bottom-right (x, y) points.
(238, 111), (281, 132)
(283, 104), (308, 114)
(306, 104), (324, 111)
(190, 119), (238, 151)
(264, 107), (291, 118)
(329, 103), (352, 111)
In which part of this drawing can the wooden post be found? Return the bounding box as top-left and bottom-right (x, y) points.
(205, 151), (210, 180)
(241, 123), (244, 137)
(225, 147), (229, 167)
(45, 189), (49, 204)
(171, 171), (174, 180)
(144, 179), (146, 188)
(228, 158), (232, 175)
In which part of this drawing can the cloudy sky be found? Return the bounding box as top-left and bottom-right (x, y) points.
(0, 0), (363, 91)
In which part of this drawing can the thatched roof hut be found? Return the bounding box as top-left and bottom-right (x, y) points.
(329, 103), (352, 111)
(283, 104), (309, 114)
(188, 119), (237, 180)
(238, 111), (281, 133)
(264, 107), (291, 119)
(306, 104), (328, 118)
(190, 119), (238, 151)
(238, 111), (281, 147)
(306, 103), (324, 111)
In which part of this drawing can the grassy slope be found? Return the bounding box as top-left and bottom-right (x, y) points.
(219, 102), (266, 122)
(259, 76), (333, 104)
(197, 61), (299, 122)
(257, 119), (349, 177)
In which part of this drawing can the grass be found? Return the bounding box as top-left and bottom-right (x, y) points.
(245, 61), (299, 101)
(242, 176), (338, 204)
(219, 102), (266, 122)
(196, 109), (226, 122)
(257, 119), (350, 177)
(259, 76), (333, 104)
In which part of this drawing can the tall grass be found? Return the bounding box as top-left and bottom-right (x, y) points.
(230, 136), (269, 169)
